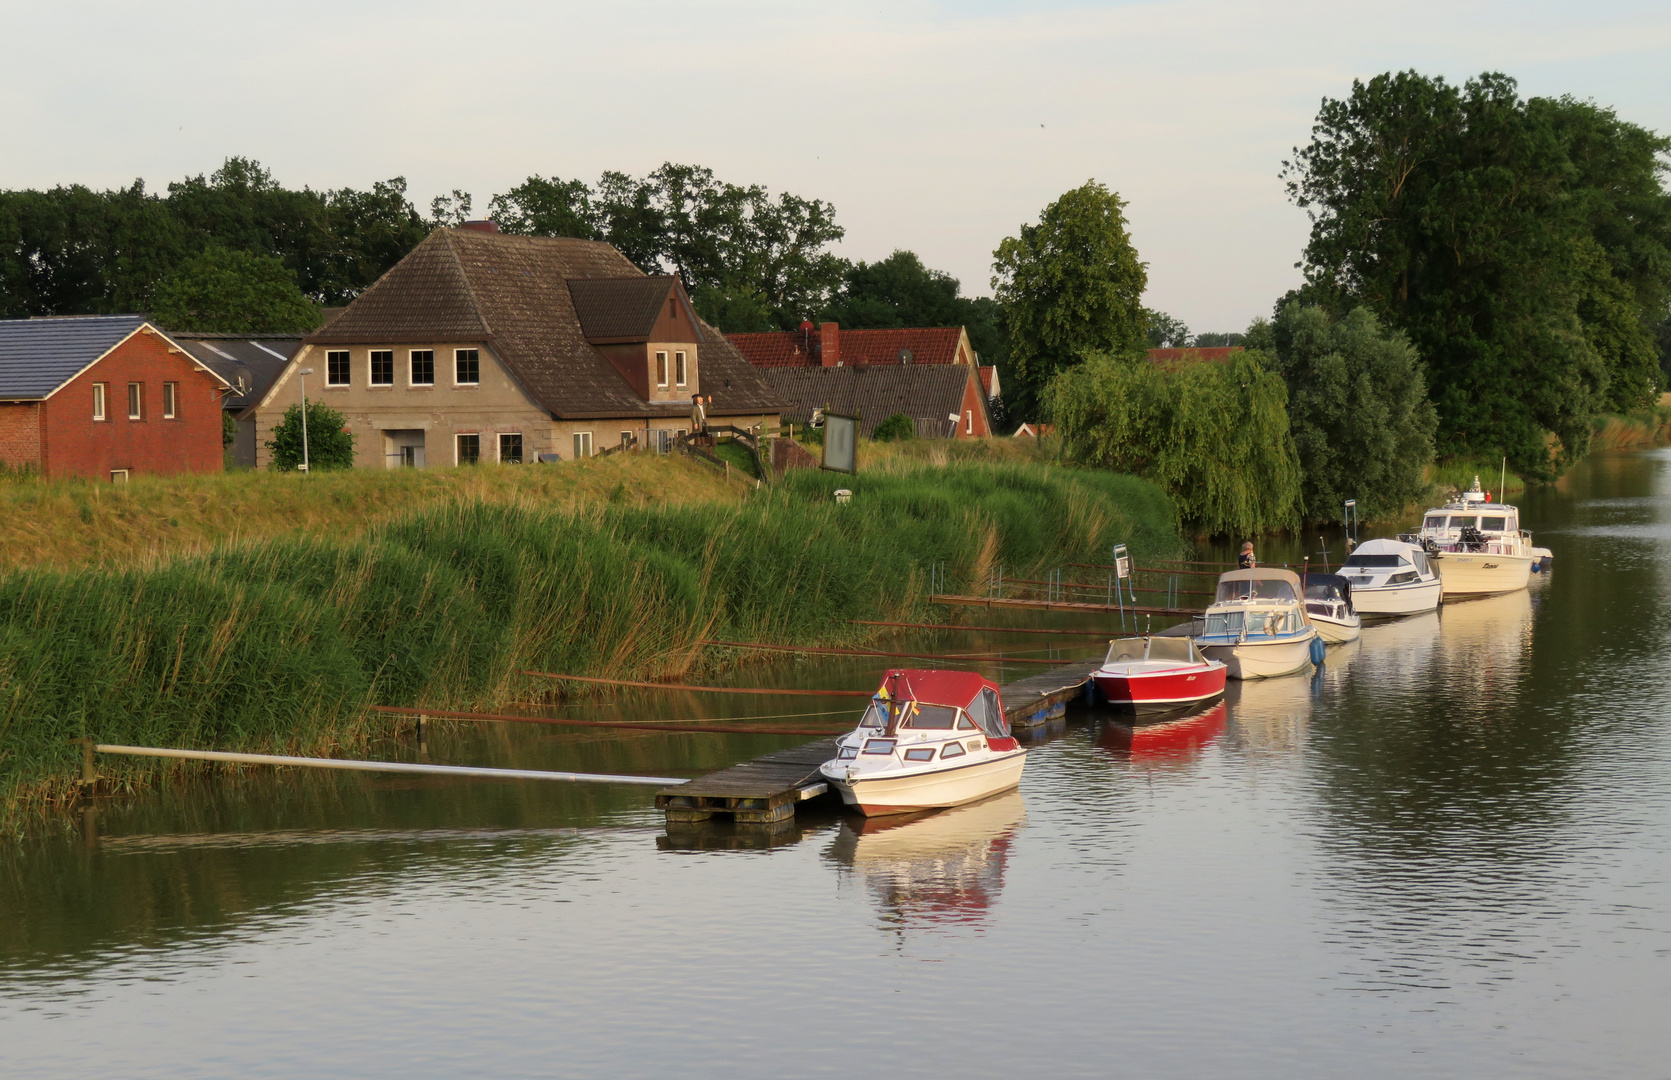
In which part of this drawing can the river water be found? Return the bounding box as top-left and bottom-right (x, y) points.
(3, 451), (1669, 1078)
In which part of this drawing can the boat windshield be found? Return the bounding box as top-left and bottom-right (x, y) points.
(1423, 515), (1446, 529)
(1215, 580), (1297, 603)
(1104, 639), (1146, 664)
(1146, 636), (1198, 663)
(859, 702), (887, 728)
(1304, 582), (1345, 601)
(1480, 515), (1507, 531)
(903, 704), (959, 729)
(1449, 515), (1479, 530)
(1203, 611), (1244, 636)
(1344, 553), (1406, 568)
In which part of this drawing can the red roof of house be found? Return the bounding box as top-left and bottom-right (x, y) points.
(978, 366), (995, 396)
(728, 325), (965, 367)
(1146, 346), (1244, 366)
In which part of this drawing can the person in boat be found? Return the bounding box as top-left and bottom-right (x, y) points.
(1238, 542), (1257, 570)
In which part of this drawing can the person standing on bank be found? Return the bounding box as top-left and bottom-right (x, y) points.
(1238, 542), (1257, 569)
(691, 393), (707, 439)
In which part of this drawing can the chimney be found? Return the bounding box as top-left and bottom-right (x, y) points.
(461, 220), (500, 233)
(820, 322), (840, 368)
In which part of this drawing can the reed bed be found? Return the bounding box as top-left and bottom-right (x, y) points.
(0, 458), (1180, 832)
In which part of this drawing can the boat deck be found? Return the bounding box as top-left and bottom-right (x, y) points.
(654, 661), (1103, 826)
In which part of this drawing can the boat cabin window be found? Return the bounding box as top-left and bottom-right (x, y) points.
(1448, 515), (1478, 530)
(1344, 553), (1405, 568)
(1388, 571), (1419, 585)
(1204, 611), (1245, 636)
(1411, 551), (1430, 575)
(967, 687), (1009, 738)
(1214, 579), (1297, 603)
(957, 712), (977, 730)
(1424, 515), (1446, 529)
(1480, 516), (1507, 531)
(1304, 582), (1345, 601)
(940, 741), (967, 759)
(838, 746), (858, 759)
(859, 702), (887, 728)
(903, 748), (936, 762)
(904, 704), (959, 730)
(862, 739), (895, 754)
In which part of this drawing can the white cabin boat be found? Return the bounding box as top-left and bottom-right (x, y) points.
(1338, 538), (1442, 616)
(1403, 477), (1542, 597)
(1302, 573), (1362, 643)
(1194, 568), (1321, 679)
(820, 670), (1026, 816)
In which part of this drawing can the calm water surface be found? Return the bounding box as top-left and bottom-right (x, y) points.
(4, 451), (1670, 1078)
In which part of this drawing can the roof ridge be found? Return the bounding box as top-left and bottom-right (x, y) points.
(444, 231), (494, 340)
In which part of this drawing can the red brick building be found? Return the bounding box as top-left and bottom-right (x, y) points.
(0, 316), (231, 480)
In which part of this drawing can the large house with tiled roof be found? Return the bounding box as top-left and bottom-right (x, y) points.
(254, 224), (783, 469)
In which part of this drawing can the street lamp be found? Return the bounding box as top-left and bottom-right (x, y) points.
(296, 367), (315, 475)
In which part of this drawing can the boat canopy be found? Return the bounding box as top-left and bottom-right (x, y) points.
(870, 669), (1009, 739)
(1303, 573), (1353, 607)
(1213, 567), (1302, 603)
(1103, 635), (1206, 666)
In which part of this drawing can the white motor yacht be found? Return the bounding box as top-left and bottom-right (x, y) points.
(1194, 568), (1322, 679)
(821, 670), (1026, 816)
(1302, 573), (1362, 643)
(1338, 538), (1442, 616)
(1403, 477), (1542, 597)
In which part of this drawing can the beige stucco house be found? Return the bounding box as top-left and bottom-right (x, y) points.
(252, 224), (783, 469)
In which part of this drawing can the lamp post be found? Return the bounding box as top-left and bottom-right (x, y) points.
(296, 367), (315, 475)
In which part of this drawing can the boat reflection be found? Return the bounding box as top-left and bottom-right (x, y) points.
(825, 790), (1025, 931)
(1436, 590), (1535, 716)
(1224, 666), (1318, 755)
(1096, 700), (1228, 765)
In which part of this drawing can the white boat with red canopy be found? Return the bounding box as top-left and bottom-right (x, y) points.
(820, 670), (1026, 816)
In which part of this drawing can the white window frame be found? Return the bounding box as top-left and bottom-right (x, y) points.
(92, 382), (106, 421)
(656, 351), (669, 389)
(965, 409), (973, 435)
(163, 382), (177, 419)
(674, 350), (687, 388)
(621, 430), (633, 449)
(573, 431), (593, 459)
(326, 350), (351, 387)
(409, 349), (435, 387)
(369, 350), (395, 387)
(109, 469), (129, 484)
(454, 348), (480, 387)
(456, 432), (480, 465)
(497, 432), (522, 464)
(127, 382), (142, 420)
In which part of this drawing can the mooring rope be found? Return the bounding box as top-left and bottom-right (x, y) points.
(520, 671), (873, 697)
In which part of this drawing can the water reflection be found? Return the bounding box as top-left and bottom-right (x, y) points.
(1096, 701), (1228, 765)
(824, 791), (1025, 934)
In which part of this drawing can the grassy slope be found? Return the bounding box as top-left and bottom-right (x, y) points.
(0, 446), (1182, 832)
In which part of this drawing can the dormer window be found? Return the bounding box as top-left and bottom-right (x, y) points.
(656, 351), (669, 388)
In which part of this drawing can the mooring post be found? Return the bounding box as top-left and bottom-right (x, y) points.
(78, 737), (96, 791)
(416, 712), (428, 756)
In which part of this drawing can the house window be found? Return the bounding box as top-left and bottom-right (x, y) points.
(410, 350), (435, 386)
(656, 351), (669, 388)
(498, 433), (522, 464)
(573, 431), (593, 459)
(161, 382), (177, 419)
(327, 351), (351, 386)
(127, 383), (143, 420)
(456, 433), (480, 465)
(92, 383), (106, 421)
(110, 469), (129, 484)
(455, 349), (480, 385)
(965, 409), (973, 435)
(675, 351), (687, 388)
(370, 350), (394, 386)
(621, 430), (633, 449)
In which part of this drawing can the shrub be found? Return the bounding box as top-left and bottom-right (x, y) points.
(872, 413), (916, 442)
(264, 400), (357, 472)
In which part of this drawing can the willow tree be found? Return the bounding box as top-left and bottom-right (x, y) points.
(992, 181), (1147, 421)
(1047, 352), (1301, 536)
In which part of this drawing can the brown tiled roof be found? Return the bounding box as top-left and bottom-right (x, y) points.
(729, 326), (966, 367)
(1147, 346), (1244, 367)
(568, 276), (687, 342)
(763, 364), (981, 438)
(978, 365), (996, 397)
(304, 230), (781, 419)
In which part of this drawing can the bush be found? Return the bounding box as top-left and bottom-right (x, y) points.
(264, 400), (357, 472)
(872, 413), (916, 442)
(150, 247), (322, 334)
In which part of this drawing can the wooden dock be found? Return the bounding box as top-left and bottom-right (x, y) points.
(655, 661), (1104, 826)
(931, 593), (1202, 618)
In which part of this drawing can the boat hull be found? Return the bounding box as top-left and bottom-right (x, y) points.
(1093, 666), (1227, 710)
(1351, 578), (1442, 616)
(824, 751), (1027, 816)
(1310, 614), (1362, 644)
(1433, 552), (1533, 597)
(1199, 632), (1317, 679)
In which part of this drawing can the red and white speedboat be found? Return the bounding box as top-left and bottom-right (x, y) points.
(1092, 635), (1227, 711)
(820, 670), (1026, 816)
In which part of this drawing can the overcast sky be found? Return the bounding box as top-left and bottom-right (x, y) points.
(4, 0), (1669, 331)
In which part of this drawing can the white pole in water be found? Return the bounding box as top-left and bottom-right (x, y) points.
(1499, 456), (1507, 502)
(93, 745), (687, 786)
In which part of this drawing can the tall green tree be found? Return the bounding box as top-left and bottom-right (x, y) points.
(150, 247), (322, 334)
(1145, 309), (1191, 348)
(1047, 352), (1301, 536)
(1247, 304), (1437, 521)
(488, 175), (598, 239)
(992, 181), (1148, 420)
(1283, 71), (1671, 481)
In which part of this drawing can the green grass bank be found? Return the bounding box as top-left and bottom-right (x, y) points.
(0, 458), (1180, 833)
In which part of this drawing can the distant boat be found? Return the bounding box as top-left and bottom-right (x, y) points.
(1403, 476), (1544, 597)
(1194, 568), (1321, 679)
(1092, 634), (1226, 710)
(1302, 572), (1362, 643)
(1338, 537), (1442, 616)
(820, 669), (1026, 816)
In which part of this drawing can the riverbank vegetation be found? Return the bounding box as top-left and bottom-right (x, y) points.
(0, 457), (1181, 833)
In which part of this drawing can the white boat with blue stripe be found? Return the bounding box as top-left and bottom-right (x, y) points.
(1194, 568), (1322, 680)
